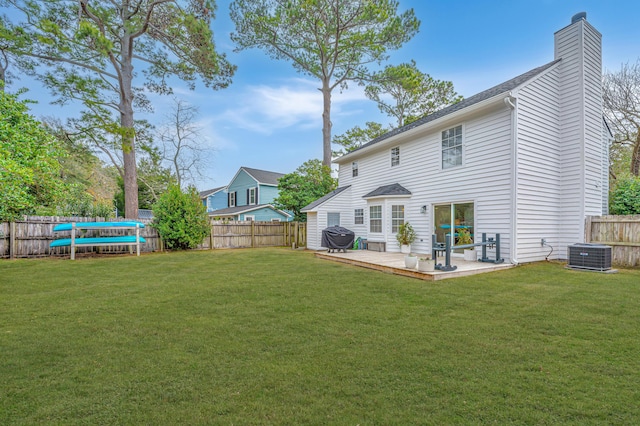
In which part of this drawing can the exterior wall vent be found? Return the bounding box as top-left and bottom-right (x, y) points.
(567, 243), (612, 271)
(571, 12), (587, 24)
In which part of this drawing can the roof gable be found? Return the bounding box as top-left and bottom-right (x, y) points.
(199, 186), (226, 199)
(301, 186), (351, 212)
(338, 59), (561, 161)
(363, 183), (411, 199)
(240, 167), (285, 186)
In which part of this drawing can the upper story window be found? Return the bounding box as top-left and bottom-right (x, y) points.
(249, 187), (257, 205)
(391, 205), (404, 233)
(354, 208), (364, 225)
(352, 161), (359, 177)
(229, 191), (236, 207)
(370, 205), (382, 233)
(391, 147), (400, 167)
(442, 125), (463, 169)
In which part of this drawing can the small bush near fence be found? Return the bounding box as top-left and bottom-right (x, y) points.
(1, 216), (306, 259)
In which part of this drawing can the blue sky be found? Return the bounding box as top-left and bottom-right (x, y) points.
(12, 0), (640, 192)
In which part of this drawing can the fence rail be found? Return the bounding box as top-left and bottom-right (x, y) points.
(1, 216), (306, 259)
(586, 215), (640, 267)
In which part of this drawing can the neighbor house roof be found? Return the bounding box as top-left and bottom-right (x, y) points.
(338, 59), (562, 161)
(363, 183), (411, 199)
(199, 186), (226, 199)
(301, 186), (351, 212)
(240, 167), (285, 186)
(208, 204), (292, 218)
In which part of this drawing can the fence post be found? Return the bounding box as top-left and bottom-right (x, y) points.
(210, 222), (214, 250)
(9, 221), (16, 259)
(251, 220), (255, 248)
(585, 215), (592, 243)
(293, 222), (299, 249)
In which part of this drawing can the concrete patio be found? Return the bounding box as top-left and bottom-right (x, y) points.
(315, 250), (514, 281)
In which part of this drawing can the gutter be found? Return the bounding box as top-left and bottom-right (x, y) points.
(504, 93), (519, 265)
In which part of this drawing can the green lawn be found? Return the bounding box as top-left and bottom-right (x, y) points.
(1, 249), (639, 425)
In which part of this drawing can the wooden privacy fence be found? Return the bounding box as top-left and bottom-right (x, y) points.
(201, 220), (306, 250)
(0, 216), (161, 259)
(585, 215), (640, 267)
(1, 216), (306, 258)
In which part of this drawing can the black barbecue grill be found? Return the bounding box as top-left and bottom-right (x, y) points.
(321, 226), (355, 253)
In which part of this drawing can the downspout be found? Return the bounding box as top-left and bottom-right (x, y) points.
(504, 93), (518, 265)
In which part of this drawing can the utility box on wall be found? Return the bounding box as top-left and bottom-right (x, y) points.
(567, 243), (612, 271)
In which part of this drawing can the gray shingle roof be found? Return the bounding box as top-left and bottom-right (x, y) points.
(199, 186), (226, 198)
(301, 186), (351, 212)
(208, 204), (291, 217)
(343, 59), (561, 157)
(241, 167), (285, 186)
(363, 183), (411, 198)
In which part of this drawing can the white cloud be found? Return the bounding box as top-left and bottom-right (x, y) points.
(214, 78), (368, 134)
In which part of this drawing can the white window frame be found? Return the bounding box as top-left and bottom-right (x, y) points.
(391, 147), (400, 167)
(229, 192), (236, 207)
(271, 218), (281, 223)
(327, 212), (341, 227)
(244, 215), (255, 221)
(369, 205), (382, 234)
(352, 161), (359, 177)
(441, 124), (463, 170)
(249, 187), (257, 205)
(354, 208), (364, 225)
(391, 205), (404, 233)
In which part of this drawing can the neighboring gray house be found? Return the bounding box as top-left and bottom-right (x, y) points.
(303, 13), (611, 264)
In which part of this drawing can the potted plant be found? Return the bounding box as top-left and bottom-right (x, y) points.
(457, 228), (476, 261)
(396, 222), (417, 254)
(404, 253), (418, 269)
(417, 257), (435, 272)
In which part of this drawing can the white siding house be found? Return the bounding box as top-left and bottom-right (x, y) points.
(303, 14), (612, 264)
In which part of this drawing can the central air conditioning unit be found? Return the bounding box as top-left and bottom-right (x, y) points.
(567, 243), (612, 271)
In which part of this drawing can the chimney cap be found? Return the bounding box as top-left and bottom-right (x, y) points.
(571, 12), (587, 24)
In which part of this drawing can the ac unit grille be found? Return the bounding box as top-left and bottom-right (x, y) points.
(567, 243), (612, 271)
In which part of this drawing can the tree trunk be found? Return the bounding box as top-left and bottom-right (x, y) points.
(120, 34), (138, 219)
(321, 78), (332, 167)
(632, 133), (640, 177)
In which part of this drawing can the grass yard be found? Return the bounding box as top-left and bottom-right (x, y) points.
(1, 248), (640, 425)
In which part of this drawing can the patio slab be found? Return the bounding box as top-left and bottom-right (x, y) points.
(315, 250), (513, 281)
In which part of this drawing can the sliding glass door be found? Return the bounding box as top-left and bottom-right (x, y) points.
(434, 202), (474, 252)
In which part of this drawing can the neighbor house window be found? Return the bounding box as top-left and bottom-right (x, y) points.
(442, 125), (463, 169)
(370, 205), (382, 233)
(352, 161), (359, 177)
(391, 205), (404, 233)
(229, 191), (236, 207)
(244, 215), (254, 221)
(327, 212), (340, 227)
(248, 187), (257, 205)
(391, 147), (400, 167)
(354, 208), (364, 225)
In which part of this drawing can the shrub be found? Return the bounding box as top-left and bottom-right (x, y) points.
(609, 176), (640, 215)
(152, 185), (210, 250)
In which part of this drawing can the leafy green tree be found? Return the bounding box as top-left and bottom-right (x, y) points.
(152, 185), (210, 250)
(273, 159), (337, 222)
(2, 0), (235, 218)
(609, 176), (640, 215)
(0, 15), (34, 90)
(332, 121), (389, 156)
(0, 91), (65, 220)
(230, 0), (420, 167)
(365, 60), (463, 127)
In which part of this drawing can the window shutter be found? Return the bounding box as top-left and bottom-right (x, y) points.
(255, 187), (259, 205)
(227, 192), (231, 207)
(246, 188), (250, 205)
